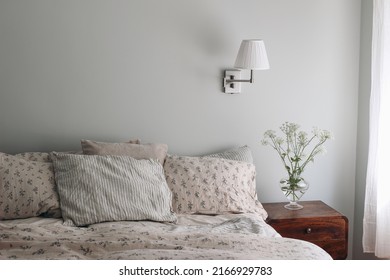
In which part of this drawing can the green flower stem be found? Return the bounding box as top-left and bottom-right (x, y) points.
(300, 138), (328, 171)
(281, 187), (301, 202)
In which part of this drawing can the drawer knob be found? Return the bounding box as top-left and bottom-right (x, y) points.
(306, 228), (312, 234)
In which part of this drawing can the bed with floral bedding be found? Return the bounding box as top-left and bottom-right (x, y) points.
(0, 142), (332, 260)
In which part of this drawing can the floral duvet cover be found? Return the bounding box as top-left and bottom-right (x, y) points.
(0, 213), (332, 260)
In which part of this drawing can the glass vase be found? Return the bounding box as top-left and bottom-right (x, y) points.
(279, 176), (309, 210)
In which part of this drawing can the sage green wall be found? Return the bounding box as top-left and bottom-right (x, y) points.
(0, 0), (361, 258)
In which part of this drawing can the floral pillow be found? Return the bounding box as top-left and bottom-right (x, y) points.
(163, 155), (267, 220)
(0, 152), (60, 220)
(14, 151), (52, 162)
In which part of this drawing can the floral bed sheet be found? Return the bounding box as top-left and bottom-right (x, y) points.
(0, 213), (331, 260)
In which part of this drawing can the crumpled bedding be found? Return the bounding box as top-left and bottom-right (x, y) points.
(0, 213), (332, 260)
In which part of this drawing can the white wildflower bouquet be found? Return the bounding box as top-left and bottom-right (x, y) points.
(261, 122), (333, 185)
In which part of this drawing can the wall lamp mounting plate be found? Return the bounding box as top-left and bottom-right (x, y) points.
(223, 69), (242, 94)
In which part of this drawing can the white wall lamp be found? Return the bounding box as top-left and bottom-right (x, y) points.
(223, 39), (270, 94)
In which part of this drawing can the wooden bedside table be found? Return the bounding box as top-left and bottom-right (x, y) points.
(262, 200), (348, 260)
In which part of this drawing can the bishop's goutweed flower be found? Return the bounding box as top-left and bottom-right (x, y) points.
(261, 122), (333, 181)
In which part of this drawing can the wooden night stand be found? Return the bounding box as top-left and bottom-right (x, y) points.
(262, 200), (348, 260)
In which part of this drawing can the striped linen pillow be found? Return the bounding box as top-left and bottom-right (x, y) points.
(51, 153), (177, 226)
(205, 146), (253, 163)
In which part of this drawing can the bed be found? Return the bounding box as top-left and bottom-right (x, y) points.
(0, 142), (332, 260)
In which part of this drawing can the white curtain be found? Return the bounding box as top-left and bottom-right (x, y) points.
(363, 0), (390, 258)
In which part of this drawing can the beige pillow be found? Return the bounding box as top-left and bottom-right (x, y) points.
(0, 152), (60, 220)
(81, 139), (168, 164)
(163, 155), (268, 220)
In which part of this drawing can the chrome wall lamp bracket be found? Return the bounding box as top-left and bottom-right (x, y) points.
(222, 39), (270, 94)
(223, 69), (255, 94)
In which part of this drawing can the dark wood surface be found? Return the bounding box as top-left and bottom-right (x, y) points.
(262, 200), (348, 260)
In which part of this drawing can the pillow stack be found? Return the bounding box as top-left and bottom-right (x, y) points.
(1, 142), (268, 225)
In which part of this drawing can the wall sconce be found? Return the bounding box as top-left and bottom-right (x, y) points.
(223, 39), (270, 94)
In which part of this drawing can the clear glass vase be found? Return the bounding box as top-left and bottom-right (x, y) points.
(280, 176), (309, 210)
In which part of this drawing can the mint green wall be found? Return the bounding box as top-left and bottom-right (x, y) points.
(0, 0), (362, 258)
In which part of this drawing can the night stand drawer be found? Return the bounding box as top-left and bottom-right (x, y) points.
(269, 218), (347, 242)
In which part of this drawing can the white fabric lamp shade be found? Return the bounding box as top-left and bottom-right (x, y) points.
(234, 39), (270, 70)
